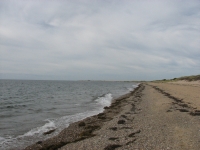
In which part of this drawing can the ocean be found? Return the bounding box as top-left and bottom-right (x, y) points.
(0, 80), (138, 150)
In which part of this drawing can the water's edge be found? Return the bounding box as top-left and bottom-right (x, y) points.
(24, 83), (141, 150)
(0, 81), (139, 150)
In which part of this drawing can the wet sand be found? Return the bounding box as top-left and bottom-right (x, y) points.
(24, 82), (200, 150)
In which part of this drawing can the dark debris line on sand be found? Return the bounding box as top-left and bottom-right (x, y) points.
(150, 85), (200, 116)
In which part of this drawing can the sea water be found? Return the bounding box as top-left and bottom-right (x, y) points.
(0, 80), (139, 150)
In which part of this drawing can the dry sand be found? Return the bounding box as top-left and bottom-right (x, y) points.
(149, 81), (200, 110)
(24, 81), (200, 150)
(169, 80), (200, 87)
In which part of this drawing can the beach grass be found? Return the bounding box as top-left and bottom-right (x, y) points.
(153, 74), (200, 82)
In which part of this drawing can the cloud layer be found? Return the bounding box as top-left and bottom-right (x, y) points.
(0, 0), (200, 80)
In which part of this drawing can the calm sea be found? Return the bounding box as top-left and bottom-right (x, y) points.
(0, 80), (138, 150)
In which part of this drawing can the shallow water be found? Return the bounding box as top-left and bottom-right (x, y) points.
(0, 80), (138, 150)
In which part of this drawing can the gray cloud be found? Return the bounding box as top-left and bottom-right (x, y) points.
(0, 0), (200, 80)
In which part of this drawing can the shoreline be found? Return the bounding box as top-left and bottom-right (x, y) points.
(25, 81), (200, 150)
(24, 84), (143, 150)
(0, 80), (136, 150)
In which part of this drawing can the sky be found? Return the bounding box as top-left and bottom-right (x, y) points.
(0, 0), (200, 81)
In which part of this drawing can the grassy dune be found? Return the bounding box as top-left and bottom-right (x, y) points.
(154, 74), (200, 82)
(174, 75), (200, 81)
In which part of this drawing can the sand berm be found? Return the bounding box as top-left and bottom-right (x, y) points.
(25, 81), (200, 150)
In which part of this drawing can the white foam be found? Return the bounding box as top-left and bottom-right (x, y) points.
(95, 93), (113, 107)
(125, 83), (140, 93)
(0, 136), (14, 150)
(22, 119), (56, 137)
(55, 94), (113, 129)
(127, 87), (134, 91)
(0, 120), (57, 150)
(60, 111), (98, 125)
(132, 83), (140, 88)
(0, 137), (5, 144)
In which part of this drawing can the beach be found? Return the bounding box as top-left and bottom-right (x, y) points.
(25, 81), (200, 150)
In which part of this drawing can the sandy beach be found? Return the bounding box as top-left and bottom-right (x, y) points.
(24, 81), (200, 150)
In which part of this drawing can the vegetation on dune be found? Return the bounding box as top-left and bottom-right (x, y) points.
(176, 75), (200, 81)
(153, 74), (200, 82)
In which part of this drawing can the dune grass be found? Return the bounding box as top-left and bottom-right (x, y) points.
(153, 74), (200, 82)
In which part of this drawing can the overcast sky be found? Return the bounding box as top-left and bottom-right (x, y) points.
(0, 0), (200, 81)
